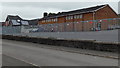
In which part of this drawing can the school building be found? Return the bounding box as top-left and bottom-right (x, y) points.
(38, 4), (118, 31)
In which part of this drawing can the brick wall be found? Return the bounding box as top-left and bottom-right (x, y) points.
(95, 5), (118, 30)
(38, 5), (118, 31)
(82, 13), (93, 31)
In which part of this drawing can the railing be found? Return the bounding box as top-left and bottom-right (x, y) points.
(2, 26), (21, 35)
(37, 18), (120, 32)
(1, 18), (120, 34)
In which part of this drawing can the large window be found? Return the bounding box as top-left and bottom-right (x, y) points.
(65, 16), (67, 20)
(66, 16), (73, 20)
(79, 15), (82, 18)
(70, 16), (73, 19)
(74, 14), (82, 19)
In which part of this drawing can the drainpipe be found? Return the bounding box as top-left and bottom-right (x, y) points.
(73, 15), (75, 32)
(82, 14), (84, 31)
(93, 11), (96, 31)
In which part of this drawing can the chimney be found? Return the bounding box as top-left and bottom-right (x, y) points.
(43, 12), (48, 17)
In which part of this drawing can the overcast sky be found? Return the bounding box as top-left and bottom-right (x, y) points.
(0, 2), (119, 22)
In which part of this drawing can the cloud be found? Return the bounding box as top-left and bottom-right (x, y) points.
(0, 0), (119, 2)
(1, 2), (118, 22)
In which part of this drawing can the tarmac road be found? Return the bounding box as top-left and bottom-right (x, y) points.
(2, 54), (33, 66)
(2, 39), (118, 66)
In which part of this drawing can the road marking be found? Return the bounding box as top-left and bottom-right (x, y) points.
(3, 54), (39, 67)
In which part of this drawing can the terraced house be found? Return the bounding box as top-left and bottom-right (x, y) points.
(38, 4), (118, 31)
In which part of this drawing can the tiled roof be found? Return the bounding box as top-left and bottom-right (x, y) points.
(28, 19), (39, 25)
(7, 15), (23, 20)
(6, 15), (39, 25)
(43, 4), (107, 19)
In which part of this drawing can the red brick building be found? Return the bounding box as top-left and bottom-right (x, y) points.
(38, 4), (118, 31)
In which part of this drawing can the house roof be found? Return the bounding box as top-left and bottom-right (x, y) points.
(42, 4), (107, 19)
(6, 15), (29, 26)
(28, 19), (39, 25)
(5, 15), (39, 25)
(6, 15), (23, 21)
(118, 14), (120, 17)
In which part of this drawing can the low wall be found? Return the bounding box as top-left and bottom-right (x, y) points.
(2, 35), (119, 52)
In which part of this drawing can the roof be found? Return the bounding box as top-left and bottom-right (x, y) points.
(28, 19), (39, 25)
(118, 14), (120, 17)
(5, 15), (39, 25)
(6, 15), (29, 26)
(6, 15), (23, 21)
(43, 4), (107, 19)
(11, 20), (29, 26)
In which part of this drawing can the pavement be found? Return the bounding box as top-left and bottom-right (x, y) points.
(2, 39), (118, 66)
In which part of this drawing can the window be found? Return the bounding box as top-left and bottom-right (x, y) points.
(79, 15), (82, 18)
(54, 19), (56, 22)
(70, 16), (73, 19)
(68, 16), (71, 20)
(44, 20), (45, 22)
(55, 18), (58, 22)
(43, 20), (45, 22)
(46, 20), (48, 22)
(66, 16), (73, 20)
(52, 19), (54, 22)
(77, 15), (79, 19)
(67, 17), (69, 20)
(17, 19), (21, 22)
(74, 15), (76, 19)
(49, 19), (51, 22)
(74, 15), (82, 19)
(66, 17), (68, 20)
(48, 19), (50, 22)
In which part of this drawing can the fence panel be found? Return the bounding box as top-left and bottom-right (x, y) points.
(2, 18), (120, 35)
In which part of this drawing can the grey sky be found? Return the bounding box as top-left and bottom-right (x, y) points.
(1, 2), (119, 22)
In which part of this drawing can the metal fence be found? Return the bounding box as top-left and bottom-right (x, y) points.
(38, 18), (120, 32)
(2, 26), (21, 35)
(2, 18), (120, 35)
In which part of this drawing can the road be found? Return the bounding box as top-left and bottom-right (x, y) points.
(2, 54), (33, 66)
(2, 39), (118, 66)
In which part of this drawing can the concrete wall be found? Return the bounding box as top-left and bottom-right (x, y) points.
(2, 35), (119, 53)
(13, 30), (118, 43)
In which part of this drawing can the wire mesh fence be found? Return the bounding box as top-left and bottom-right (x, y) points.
(1, 18), (120, 35)
(2, 26), (21, 35)
(38, 18), (120, 32)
